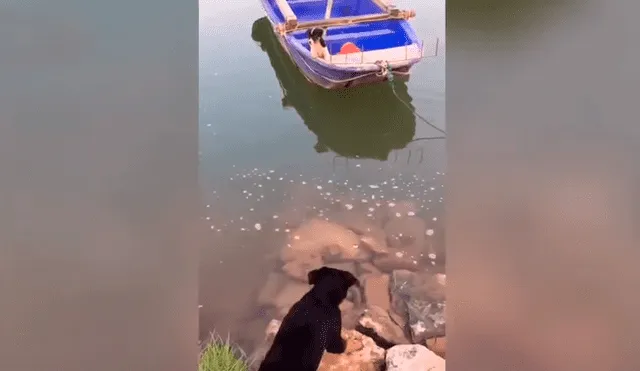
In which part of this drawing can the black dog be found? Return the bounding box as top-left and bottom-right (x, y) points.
(257, 267), (360, 371)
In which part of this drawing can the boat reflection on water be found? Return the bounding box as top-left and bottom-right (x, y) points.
(251, 17), (419, 161)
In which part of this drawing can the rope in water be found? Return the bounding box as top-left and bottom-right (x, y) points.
(377, 60), (447, 136)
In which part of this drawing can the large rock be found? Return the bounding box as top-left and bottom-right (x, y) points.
(359, 233), (390, 255)
(362, 274), (391, 310)
(281, 219), (362, 261)
(324, 246), (371, 263)
(356, 305), (411, 348)
(358, 262), (381, 276)
(326, 211), (389, 255)
(372, 254), (421, 273)
(389, 270), (446, 342)
(385, 344), (445, 371)
(318, 329), (386, 371)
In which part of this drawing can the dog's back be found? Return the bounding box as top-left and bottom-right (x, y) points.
(257, 267), (358, 371)
(258, 292), (337, 371)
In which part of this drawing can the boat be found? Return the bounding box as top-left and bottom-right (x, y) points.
(258, 0), (434, 89)
(251, 16), (418, 160)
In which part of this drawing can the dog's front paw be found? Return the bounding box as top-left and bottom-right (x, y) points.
(326, 338), (346, 354)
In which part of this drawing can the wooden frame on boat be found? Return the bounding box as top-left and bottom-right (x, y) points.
(273, 1), (416, 34)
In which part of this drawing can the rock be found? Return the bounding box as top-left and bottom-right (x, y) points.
(389, 270), (446, 342)
(328, 211), (380, 234)
(362, 274), (391, 310)
(356, 305), (411, 348)
(326, 262), (358, 277)
(281, 219), (362, 261)
(358, 262), (381, 276)
(359, 233), (389, 255)
(425, 336), (446, 358)
(326, 213), (389, 255)
(281, 254), (323, 282)
(383, 217), (425, 250)
(372, 254), (421, 273)
(385, 344), (445, 371)
(257, 272), (288, 306)
(324, 245), (371, 263)
(273, 281), (310, 310)
(318, 329), (386, 371)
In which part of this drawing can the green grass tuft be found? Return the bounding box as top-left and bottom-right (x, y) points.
(198, 332), (249, 371)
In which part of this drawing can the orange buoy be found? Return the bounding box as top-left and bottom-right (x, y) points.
(338, 42), (361, 55)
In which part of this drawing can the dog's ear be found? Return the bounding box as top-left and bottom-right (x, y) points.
(308, 267), (331, 285)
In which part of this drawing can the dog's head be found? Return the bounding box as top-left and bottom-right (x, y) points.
(307, 27), (327, 48)
(308, 266), (361, 305)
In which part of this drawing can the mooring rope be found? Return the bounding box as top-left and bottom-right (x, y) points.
(376, 60), (447, 136)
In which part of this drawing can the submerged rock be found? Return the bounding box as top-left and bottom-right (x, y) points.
(385, 344), (445, 371)
(358, 262), (382, 276)
(280, 218), (362, 261)
(256, 272), (288, 306)
(362, 274), (391, 310)
(359, 233), (390, 255)
(281, 254), (323, 282)
(372, 254), (421, 273)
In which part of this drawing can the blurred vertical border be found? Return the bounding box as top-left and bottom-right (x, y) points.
(447, 0), (640, 370)
(0, 1), (200, 371)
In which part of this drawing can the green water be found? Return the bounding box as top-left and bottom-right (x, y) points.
(198, 0), (445, 348)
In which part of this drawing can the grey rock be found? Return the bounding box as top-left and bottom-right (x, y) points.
(356, 305), (411, 348)
(389, 270), (446, 343)
(385, 344), (445, 371)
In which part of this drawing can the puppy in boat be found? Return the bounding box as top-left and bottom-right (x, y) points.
(307, 27), (331, 62)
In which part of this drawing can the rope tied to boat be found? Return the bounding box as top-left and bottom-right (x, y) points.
(375, 60), (391, 78)
(377, 60), (447, 135)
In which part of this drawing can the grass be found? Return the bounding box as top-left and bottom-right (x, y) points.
(198, 332), (249, 371)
